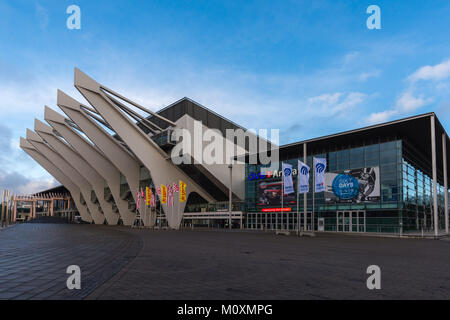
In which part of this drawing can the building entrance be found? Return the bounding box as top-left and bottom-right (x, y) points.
(336, 210), (366, 232)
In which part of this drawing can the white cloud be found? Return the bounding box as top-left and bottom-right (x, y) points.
(366, 110), (398, 124)
(16, 177), (58, 195)
(308, 92), (342, 106)
(335, 92), (367, 112)
(0, 168), (58, 195)
(35, 2), (49, 30)
(367, 90), (433, 125)
(307, 92), (367, 115)
(343, 51), (360, 66)
(367, 59), (450, 125)
(396, 90), (433, 112)
(359, 70), (381, 82)
(408, 59), (450, 82)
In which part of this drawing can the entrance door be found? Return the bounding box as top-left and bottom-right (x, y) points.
(336, 211), (366, 232)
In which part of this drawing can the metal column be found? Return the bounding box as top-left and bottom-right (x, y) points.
(443, 133), (449, 234)
(431, 115), (439, 236)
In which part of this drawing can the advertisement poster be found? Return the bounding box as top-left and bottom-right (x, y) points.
(257, 180), (297, 206)
(324, 167), (380, 203)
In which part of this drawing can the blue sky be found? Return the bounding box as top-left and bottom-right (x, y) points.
(1, 0), (450, 194)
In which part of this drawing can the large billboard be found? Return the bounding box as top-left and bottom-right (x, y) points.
(324, 167), (380, 203)
(257, 180), (297, 206)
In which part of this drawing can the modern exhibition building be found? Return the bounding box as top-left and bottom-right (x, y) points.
(18, 68), (449, 236)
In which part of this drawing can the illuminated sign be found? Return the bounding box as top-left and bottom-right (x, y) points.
(261, 208), (292, 212)
(248, 169), (297, 181)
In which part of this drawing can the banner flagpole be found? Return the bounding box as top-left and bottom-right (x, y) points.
(171, 186), (174, 227)
(280, 167), (284, 231)
(296, 182), (299, 235)
(297, 161), (300, 235)
(312, 159), (315, 231)
(303, 144), (307, 232)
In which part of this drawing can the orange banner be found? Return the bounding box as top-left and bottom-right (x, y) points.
(179, 180), (186, 202)
(160, 184), (167, 204)
(146, 187), (151, 206)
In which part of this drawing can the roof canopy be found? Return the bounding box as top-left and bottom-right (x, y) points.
(244, 113), (450, 185)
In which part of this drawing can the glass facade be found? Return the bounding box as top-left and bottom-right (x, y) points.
(245, 139), (449, 234)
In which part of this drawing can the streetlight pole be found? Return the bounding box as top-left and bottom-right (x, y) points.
(228, 164), (233, 230)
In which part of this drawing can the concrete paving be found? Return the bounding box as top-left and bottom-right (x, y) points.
(0, 223), (141, 299)
(0, 223), (449, 300)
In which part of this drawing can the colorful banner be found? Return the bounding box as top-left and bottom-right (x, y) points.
(314, 157), (327, 193)
(146, 187), (151, 206)
(140, 187), (145, 211)
(282, 162), (294, 195)
(298, 160), (310, 194)
(160, 184), (167, 204)
(136, 189), (141, 211)
(151, 192), (156, 208)
(167, 185), (173, 207)
(179, 180), (187, 202)
(324, 167), (380, 203)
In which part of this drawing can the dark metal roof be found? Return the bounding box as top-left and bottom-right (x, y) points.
(242, 112), (450, 185)
(142, 97), (247, 136)
(33, 185), (70, 196)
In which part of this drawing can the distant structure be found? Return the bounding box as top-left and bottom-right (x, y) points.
(12, 185), (75, 222)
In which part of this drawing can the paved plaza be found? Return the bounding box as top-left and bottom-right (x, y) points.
(0, 222), (449, 300)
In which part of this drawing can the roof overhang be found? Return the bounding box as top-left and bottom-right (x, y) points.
(240, 113), (450, 185)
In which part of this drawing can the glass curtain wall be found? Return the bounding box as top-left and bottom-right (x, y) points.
(245, 140), (405, 233)
(246, 138), (449, 233)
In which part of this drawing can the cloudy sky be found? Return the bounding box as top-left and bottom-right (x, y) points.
(1, 0), (450, 194)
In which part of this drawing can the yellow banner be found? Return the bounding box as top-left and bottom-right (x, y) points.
(179, 180), (187, 202)
(160, 184), (167, 204)
(146, 187), (151, 206)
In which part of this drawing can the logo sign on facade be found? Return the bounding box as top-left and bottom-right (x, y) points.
(331, 174), (359, 200)
(248, 168), (298, 181)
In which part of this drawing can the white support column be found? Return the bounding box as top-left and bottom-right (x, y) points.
(443, 133), (449, 234)
(20, 137), (93, 223)
(74, 69), (214, 229)
(26, 130), (102, 223)
(46, 108), (133, 225)
(57, 91), (139, 226)
(431, 115), (439, 236)
(35, 119), (117, 225)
